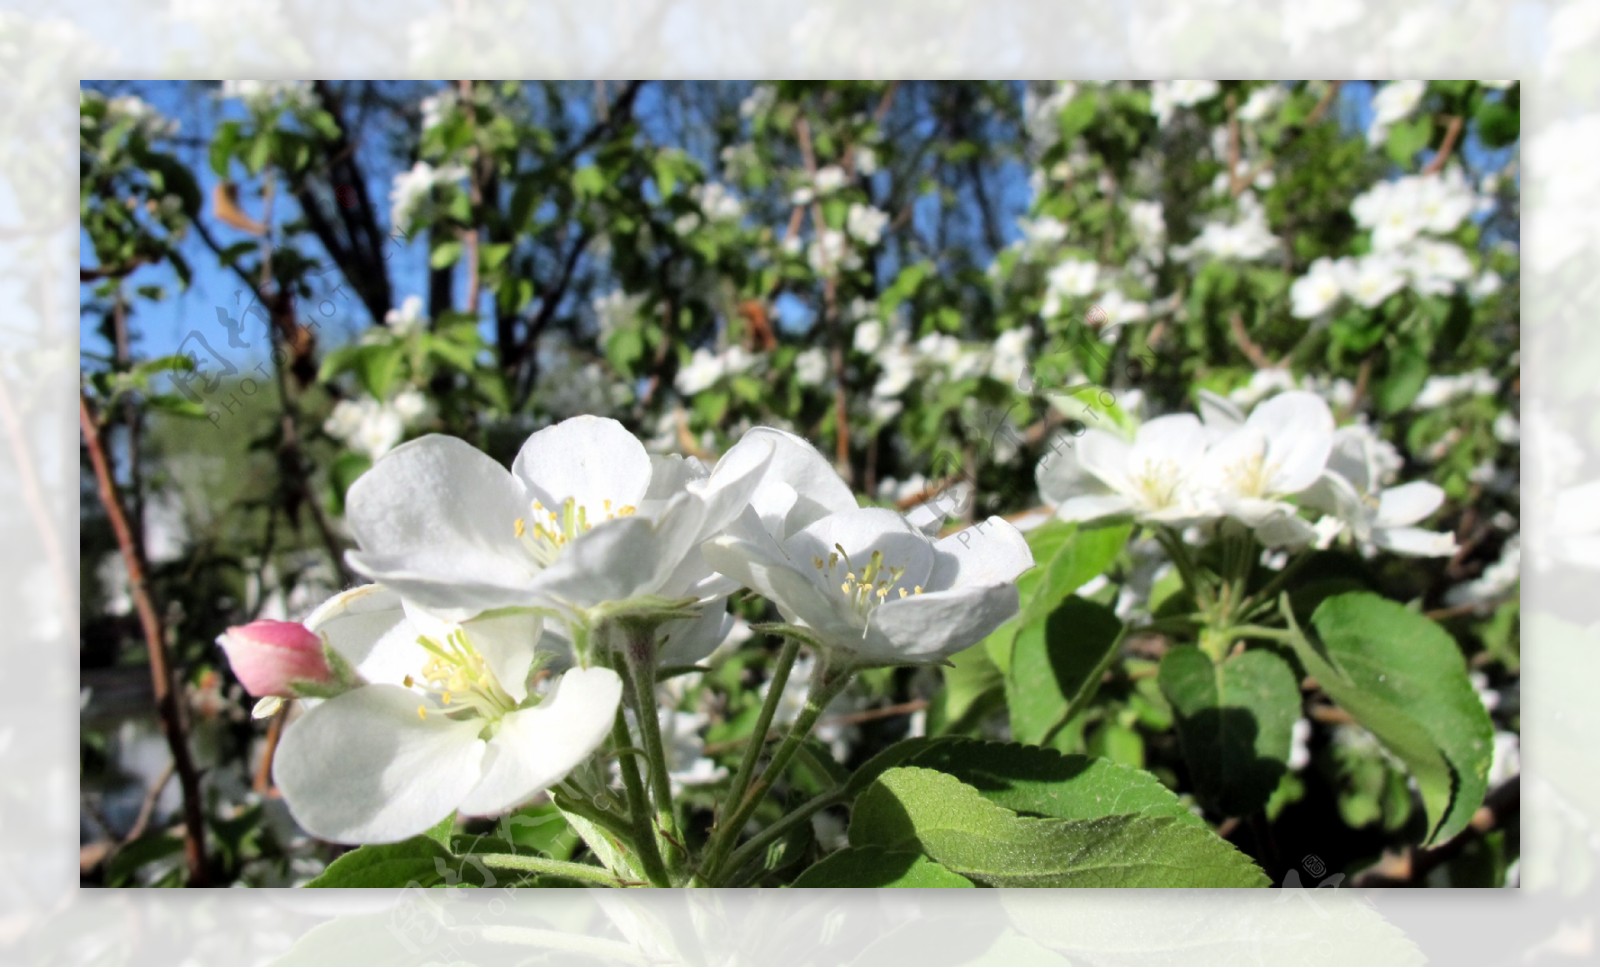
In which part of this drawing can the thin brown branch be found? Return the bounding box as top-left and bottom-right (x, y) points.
(79, 390), (210, 887)
(122, 762), (176, 844)
(458, 79), (483, 317)
(1424, 115), (1465, 175)
(1228, 310), (1276, 369)
(253, 703), (289, 795)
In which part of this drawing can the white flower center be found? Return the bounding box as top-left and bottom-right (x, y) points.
(513, 497), (637, 567)
(1131, 458), (1182, 509)
(812, 543), (924, 622)
(405, 629), (521, 724)
(1224, 452), (1280, 498)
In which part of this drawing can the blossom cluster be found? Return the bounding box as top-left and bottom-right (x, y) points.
(218, 417), (1032, 844)
(1037, 389), (1456, 557)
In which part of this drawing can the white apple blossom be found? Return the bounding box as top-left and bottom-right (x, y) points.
(1338, 252), (1408, 308)
(1042, 259), (1100, 317)
(1366, 81), (1426, 146)
(795, 347), (829, 386)
(807, 229), (860, 276)
(342, 415), (771, 620)
(1198, 392), (1334, 544)
(1150, 80), (1220, 126)
(853, 318), (885, 355)
(390, 160), (468, 231)
(273, 584), (621, 843)
(1290, 257), (1345, 319)
(1302, 427), (1456, 556)
(1413, 369), (1498, 410)
(1016, 215), (1068, 253)
(845, 203), (888, 246)
(705, 506), (1032, 667)
(1128, 200), (1166, 254)
(385, 295), (428, 338)
(812, 164), (847, 195)
(1181, 198), (1278, 262)
(855, 146), (879, 176)
(675, 347), (724, 395)
(1037, 415), (1215, 525)
(1093, 290), (1150, 330)
(690, 182), (745, 224)
(1405, 239), (1473, 296)
(873, 346), (917, 398)
(989, 328), (1032, 385)
(1237, 85), (1286, 124)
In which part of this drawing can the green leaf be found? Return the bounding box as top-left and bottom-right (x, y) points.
(893, 738), (1205, 828)
(1299, 592), (1493, 845)
(429, 240), (462, 269)
(791, 846), (974, 888)
(1159, 646), (1301, 817)
(982, 520), (1129, 674)
(304, 835), (490, 888)
(849, 767), (1267, 887)
(1386, 115), (1433, 166)
(1376, 343), (1429, 416)
(1007, 595), (1125, 746)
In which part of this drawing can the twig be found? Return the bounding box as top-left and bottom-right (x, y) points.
(1228, 310), (1276, 369)
(793, 114), (853, 483)
(79, 390), (210, 886)
(1424, 116), (1464, 175)
(122, 762), (176, 844)
(253, 703), (289, 794)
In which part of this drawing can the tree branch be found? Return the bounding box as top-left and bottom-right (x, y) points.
(79, 390), (210, 887)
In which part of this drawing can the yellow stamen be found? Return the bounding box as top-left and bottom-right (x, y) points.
(417, 705), (428, 720)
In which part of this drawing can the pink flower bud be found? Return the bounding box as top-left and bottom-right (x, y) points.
(216, 620), (332, 698)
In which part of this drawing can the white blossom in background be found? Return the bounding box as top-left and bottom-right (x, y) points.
(1413, 369), (1498, 410)
(1150, 80), (1221, 126)
(1366, 80), (1427, 146)
(384, 295), (428, 338)
(419, 88), (456, 132)
(1016, 215), (1068, 254)
(989, 328), (1032, 385)
(675, 348), (724, 395)
(807, 229), (860, 276)
(738, 85), (775, 120)
(852, 318), (885, 355)
(1180, 195), (1277, 263)
(795, 347), (829, 387)
(220, 80), (317, 114)
(1093, 290), (1150, 330)
(593, 289), (644, 341)
(1128, 200), (1166, 256)
(690, 182), (745, 224)
(872, 345), (916, 398)
(1024, 82), (1077, 150)
(1445, 536), (1521, 609)
(1353, 170), (1475, 250)
(1237, 85), (1286, 124)
(1290, 257), (1346, 319)
(845, 203), (889, 246)
(1338, 252), (1408, 308)
(1042, 258), (1100, 317)
(390, 160), (468, 232)
(855, 146), (879, 176)
(1404, 239), (1473, 296)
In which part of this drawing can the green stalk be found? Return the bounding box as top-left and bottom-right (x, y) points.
(472, 852), (628, 888)
(700, 660), (854, 885)
(715, 635), (802, 844)
(617, 620), (688, 882)
(720, 786), (847, 886)
(1155, 527), (1212, 610)
(606, 659), (671, 888)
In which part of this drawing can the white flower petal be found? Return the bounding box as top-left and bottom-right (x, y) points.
(783, 507), (936, 591)
(728, 427), (858, 536)
(1375, 527), (1457, 557)
(1375, 481), (1444, 528)
(1249, 391), (1334, 494)
(512, 415), (652, 514)
(1056, 493), (1137, 522)
(928, 516), (1034, 589)
(275, 684), (487, 844)
(304, 584), (429, 686)
(346, 435), (537, 611)
(866, 583), (1021, 664)
(457, 668), (622, 818)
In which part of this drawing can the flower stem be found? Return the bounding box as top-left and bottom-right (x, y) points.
(472, 852), (630, 888)
(721, 786), (847, 886)
(617, 620), (689, 883)
(607, 685), (671, 888)
(700, 658), (853, 886)
(716, 635), (802, 846)
(1155, 526), (1212, 610)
